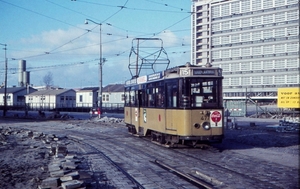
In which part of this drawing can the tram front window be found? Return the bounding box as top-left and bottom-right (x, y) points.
(189, 78), (220, 108)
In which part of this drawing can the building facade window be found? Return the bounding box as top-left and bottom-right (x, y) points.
(192, 0), (299, 99)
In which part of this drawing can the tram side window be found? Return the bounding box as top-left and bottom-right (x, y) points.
(124, 88), (130, 106)
(135, 90), (140, 106)
(155, 84), (164, 108)
(141, 88), (147, 107)
(179, 79), (190, 108)
(130, 89), (136, 107)
(147, 88), (155, 107)
(166, 82), (178, 108)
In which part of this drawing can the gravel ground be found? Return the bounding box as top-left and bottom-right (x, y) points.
(0, 127), (50, 189)
(0, 115), (299, 188)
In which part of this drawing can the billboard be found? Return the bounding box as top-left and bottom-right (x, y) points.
(277, 88), (300, 108)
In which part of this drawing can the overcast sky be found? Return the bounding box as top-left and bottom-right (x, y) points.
(0, 0), (192, 88)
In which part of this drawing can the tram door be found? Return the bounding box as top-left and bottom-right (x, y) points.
(165, 82), (178, 131)
(137, 90), (142, 125)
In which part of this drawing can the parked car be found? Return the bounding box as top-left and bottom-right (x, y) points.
(89, 107), (101, 118)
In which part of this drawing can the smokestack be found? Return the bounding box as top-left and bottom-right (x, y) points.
(18, 60), (26, 87)
(23, 71), (30, 87)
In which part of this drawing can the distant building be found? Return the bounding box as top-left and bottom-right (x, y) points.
(0, 87), (37, 106)
(102, 84), (125, 104)
(191, 0), (299, 100)
(75, 84), (124, 109)
(25, 89), (76, 110)
(76, 87), (98, 108)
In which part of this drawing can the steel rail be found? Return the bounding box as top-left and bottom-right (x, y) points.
(152, 159), (214, 189)
(69, 136), (145, 189)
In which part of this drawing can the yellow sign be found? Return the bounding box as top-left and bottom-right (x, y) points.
(277, 88), (300, 108)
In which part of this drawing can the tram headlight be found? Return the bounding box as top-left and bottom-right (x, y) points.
(194, 123), (201, 129)
(202, 122), (211, 130)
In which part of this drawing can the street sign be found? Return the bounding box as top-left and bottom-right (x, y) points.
(278, 88), (300, 108)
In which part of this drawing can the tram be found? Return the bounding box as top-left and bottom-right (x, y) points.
(124, 63), (224, 146)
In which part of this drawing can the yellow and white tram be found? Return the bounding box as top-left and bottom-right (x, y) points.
(124, 63), (224, 146)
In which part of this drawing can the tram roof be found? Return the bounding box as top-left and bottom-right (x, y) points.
(125, 64), (222, 87)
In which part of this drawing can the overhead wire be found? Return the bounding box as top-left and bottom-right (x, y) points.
(45, 0), (100, 22)
(0, 0), (85, 30)
(0, 0), (130, 62)
(76, 0), (189, 13)
(1, 0), (191, 71)
(0, 58), (98, 74)
(144, 0), (190, 12)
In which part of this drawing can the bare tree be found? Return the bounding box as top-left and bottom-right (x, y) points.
(43, 71), (53, 89)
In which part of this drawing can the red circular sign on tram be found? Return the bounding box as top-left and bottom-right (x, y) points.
(211, 111), (222, 123)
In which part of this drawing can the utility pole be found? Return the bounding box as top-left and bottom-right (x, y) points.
(0, 43), (7, 116)
(85, 19), (103, 117)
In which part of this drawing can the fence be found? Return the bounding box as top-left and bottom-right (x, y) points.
(224, 100), (246, 117)
(0, 102), (124, 113)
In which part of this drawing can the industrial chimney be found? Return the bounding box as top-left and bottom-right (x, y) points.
(18, 60), (30, 87)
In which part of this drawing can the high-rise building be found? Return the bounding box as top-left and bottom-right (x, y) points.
(191, 0), (299, 101)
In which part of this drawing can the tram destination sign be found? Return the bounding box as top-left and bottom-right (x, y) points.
(125, 78), (137, 86)
(148, 72), (163, 81)
(193, 69), (216, 76)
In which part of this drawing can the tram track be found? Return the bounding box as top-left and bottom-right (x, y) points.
(65, 130), (209, 188)
(67, 128), (292, 189)
(3, 119), (298, 188)
(138, 135), (294, 188)
(69, 135), (145, 189)
(171, 145), (293, 188)
(151, 160), (214, 189)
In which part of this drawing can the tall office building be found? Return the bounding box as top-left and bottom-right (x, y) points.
(191, 0), (299, 101)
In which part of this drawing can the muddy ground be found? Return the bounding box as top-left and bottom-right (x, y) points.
(0, 116), (299, 189)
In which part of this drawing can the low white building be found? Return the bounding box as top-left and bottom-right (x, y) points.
(0, 87), (37, 106)
(76, 87), (98, 108)
(102, 84), (124, 109)
(25, 89), (76, 110)
(76, 84), (125, 109)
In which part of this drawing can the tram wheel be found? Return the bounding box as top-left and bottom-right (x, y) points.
(151, 133), (157, 141)
(159, 135), (166, 144)
(128, 125), (137, 134)
(192, 141), (198, 147)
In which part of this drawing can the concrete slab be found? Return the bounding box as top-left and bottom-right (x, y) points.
(61, 180), (83, 189)
(60, 175), (74, 182)
(50, 169), (65, 177)
(39, 177), (59, 188)
(48, 164), (61, 172)
(60, 172), (80, 182)
(62, 162), (77, 170)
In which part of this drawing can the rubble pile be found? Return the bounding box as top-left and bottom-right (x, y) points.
(6, 111), (75, 120)
(90, 116), (124, 123)
(0, 127), (50, 188)
(45, 112), (75, 120)
(0, 126), (94, 189)
(39, 142), (93, 189)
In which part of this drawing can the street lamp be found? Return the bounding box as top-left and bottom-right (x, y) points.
(85, 19), (103, 116)
(0, 43), (7, 116)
